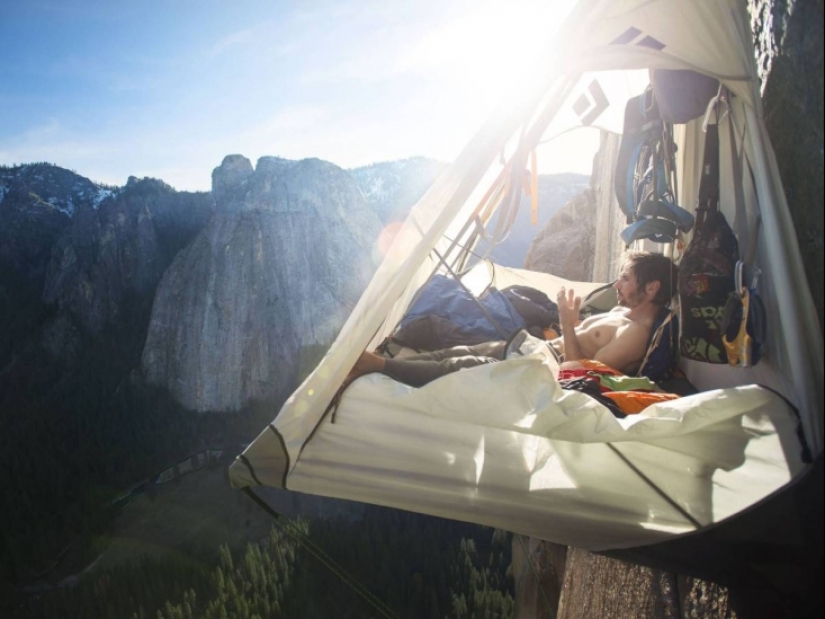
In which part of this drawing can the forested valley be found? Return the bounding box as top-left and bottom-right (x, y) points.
(15, 501), (515, 619)
(1, 303), (517, 618)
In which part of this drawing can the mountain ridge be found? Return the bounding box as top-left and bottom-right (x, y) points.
(0, 154), (591, 586)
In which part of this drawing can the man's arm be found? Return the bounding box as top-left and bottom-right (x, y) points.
(592, 322), (650, 375)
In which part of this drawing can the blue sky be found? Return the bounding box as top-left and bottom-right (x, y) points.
(0, 0), (588, 191)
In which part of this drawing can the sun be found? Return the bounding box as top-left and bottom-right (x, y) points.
(400, 0), (577, 97)
(395, 0), (582, 169)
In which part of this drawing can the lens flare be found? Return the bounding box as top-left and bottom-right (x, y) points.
(373, 220), (405, 263)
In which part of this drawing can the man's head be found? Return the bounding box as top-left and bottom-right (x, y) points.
(616, 251), (679, 308)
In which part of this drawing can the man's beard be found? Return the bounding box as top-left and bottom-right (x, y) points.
(617, 287), (645, 307)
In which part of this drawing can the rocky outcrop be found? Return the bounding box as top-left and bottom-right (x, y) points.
(483, 173), (590, 268)
(751, 0), (824, 330)
(523, 137), (621, 282)
(556, 549), (738, 619)
(523, 189), (597, 281)
(514, 542), (753, 618)
(0, 164), (97, 283)
(141, 155), (381, 412)
(42, 176), (214, 336)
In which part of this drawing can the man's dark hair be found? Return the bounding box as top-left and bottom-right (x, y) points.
(622, 251), (680, 306)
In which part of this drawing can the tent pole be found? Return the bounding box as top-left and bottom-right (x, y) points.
(431, 247), (511, 340)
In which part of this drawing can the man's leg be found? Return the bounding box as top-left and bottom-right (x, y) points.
(349, 340), (506, 388)
(404, 340), (506, 362)
(383, 353), (499, 387)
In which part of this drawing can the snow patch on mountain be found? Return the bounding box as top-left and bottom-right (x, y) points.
(350, 157), (447, 224)
(93, 188), (116, 208)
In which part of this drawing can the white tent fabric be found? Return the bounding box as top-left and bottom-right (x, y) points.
(230, 0), (823, 551)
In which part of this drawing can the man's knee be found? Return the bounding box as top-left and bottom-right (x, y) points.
(466, 341), (506, 360)
(440, 355), (499, 372)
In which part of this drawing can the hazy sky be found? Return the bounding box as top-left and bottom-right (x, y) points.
(0, 0), (592, 191)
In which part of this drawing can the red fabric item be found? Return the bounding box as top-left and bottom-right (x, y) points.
(557, 359), (622, 387)
(557, 368), (593, 382)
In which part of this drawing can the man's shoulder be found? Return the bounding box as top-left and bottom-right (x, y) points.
(612, 317), (650, 338)
(593, 308), (634, 328)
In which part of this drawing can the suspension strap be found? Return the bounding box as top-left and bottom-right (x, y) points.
(242, 487), (401, 619)
(517, 534), (557, 619)
(721, 89), (749, 245)
(530, 150), (539, 225)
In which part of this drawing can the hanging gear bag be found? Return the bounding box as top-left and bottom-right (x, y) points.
(679, 123), (740, 363)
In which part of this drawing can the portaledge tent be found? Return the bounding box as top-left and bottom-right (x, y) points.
(230, 0), (823, 590)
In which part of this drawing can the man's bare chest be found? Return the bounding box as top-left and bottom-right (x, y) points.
(576, 314), (632, 355)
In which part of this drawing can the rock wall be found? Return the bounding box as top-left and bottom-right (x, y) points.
(523, 189), (596, 280)
(0, 164), (84, 283)
(751, 0), (824, 330)
(0, 166), (214, 373)
(141, 155), (381, 412)
(523, 135), (621, 283)
(556, 549), (738, 619)
(43, 177), (213, 335)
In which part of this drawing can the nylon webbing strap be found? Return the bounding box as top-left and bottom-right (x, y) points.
(723, 91), (749, 247)
(530, 150), (538, 225)
(662, 124), (678, 205)
(490, 175), (519, 250)
(241, 487), (401, 619)
(697, 122), (720, 229)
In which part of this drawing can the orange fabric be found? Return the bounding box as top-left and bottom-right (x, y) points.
(604, 391), (680, 414)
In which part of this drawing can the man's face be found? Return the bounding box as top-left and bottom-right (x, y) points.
(615, 266), (646, 308)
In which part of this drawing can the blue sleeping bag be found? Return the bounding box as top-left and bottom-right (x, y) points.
(398, 275), (526, 342)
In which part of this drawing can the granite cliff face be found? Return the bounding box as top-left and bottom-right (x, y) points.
(751, 0), (824, 330)
(523, 141), (621, 281)
(1, 165), (213, 371)
(479, 173), (590, 268)
(141, 155), (382, 412)
(523, 189), (597, 280)
(42, 176), (214, 337)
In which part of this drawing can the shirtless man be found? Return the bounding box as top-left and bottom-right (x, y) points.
(551, 250), (678, 374)
(350, 251), (678, 385)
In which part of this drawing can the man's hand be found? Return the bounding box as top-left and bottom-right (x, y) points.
(557, 287), (586, 362)
(557, 287), (581, 328)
